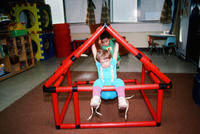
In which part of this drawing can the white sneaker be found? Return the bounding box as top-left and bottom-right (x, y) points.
(118, 97), (128, 109)
(88, 96), (102, 120)
(90, 96), (101, 107)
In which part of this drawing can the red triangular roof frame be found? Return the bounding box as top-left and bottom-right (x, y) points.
(44, 23), (171, 88)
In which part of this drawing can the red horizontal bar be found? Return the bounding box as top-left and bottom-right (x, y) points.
(60, 123), (76, 129)
(75, 81), (95, 85)
(54, 84), (160, 93)
(60, 121), (156, 129)
(75, 79), (137, 85)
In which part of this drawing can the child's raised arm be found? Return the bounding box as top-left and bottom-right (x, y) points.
(91, 44), (97, 62)
(113, 42), (119, 61)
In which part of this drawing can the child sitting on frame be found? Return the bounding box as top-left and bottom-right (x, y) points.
(88, 40), (129, 120)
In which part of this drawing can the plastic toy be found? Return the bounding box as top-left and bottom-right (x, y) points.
(30, 32), (54, 61)
(11, 3), (52, 33)
(43, 23), (172, 129)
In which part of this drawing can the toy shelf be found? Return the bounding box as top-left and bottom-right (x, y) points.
(0, 33), (35, 81)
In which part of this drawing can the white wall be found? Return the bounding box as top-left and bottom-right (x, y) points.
(70, 23), (170, 48)
(70, 23), (170, 33)
(45, 0), (65, 24)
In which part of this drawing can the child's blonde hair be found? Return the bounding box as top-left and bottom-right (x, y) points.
(96, 49), (112, 62)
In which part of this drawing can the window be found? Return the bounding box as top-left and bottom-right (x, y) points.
(111, 0), (137, 22)
(63, 0), (164, 23)
(137, 0), (165, 21)
(64, 0), (87, 23)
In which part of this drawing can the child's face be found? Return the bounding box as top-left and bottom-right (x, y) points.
(100, 58), (111, 68)
(101, 38), (110, 46)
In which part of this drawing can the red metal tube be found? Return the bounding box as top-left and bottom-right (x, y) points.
(73, 92), (80, 126)
(60, 123), (76, 129)
(51, 93), (60, 126)
(44, 60), (72, 87)
(149, 72), (160, 84)
(124, 79), (137, 83)
(75, 79), (137, 85)
(142, 58), (170, 84)
(106, 25), (150, 61)
(44, 26), (105, 88)
(59, 74), (74, 123)
(141, 64), (146, 84)
(51, 75), (65, 126)
(149, 72), (163, 123)
(60, 121), (156, 129)
(140, 90), (157, 121)
(74, 27), (105, 57)
(157, 90), (163, 123)
(60, 93), (72, 123)
(75, 81), (95, 85)
(81, 121), (157, 128)
(54, 75), (64, 87)
(106, 26), (138, 56)
(106, 25), (171, 84)
(54, 84), (160, 93)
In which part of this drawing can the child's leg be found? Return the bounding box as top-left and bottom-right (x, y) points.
(91, 79), (103, 107)
(116, 86), (125, 98)
(93, 86), (102, 97)
(114, 79), (128, 109)
(92, 79), (103, 97)
(114, 78), (125, 97)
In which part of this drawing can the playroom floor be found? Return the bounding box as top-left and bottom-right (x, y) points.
(0, 50), (197, 112)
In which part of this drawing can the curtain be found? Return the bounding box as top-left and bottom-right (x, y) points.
(169, 0), (178, 34)
(160, 0), (172, 24)
(86, 0), (96, 25)
(100, 1), (110, 24)
(171, 0), (181, 44)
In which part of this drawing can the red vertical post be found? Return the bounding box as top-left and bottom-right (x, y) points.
(141, 64), (145, 84)
(157, 90), (163, 124)
(51, 76), (64, 127)
(52, 93), (60, 127)
(149, 72), (163, 124)
(73, 92), (80, 127)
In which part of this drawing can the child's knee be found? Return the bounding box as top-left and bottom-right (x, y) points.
(115, 79), (124, 87)
(93, 79), (103, 88)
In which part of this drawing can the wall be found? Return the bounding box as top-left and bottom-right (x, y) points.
(45, 0), (171, 48)
(177, 0), (191, 58)
(45, 0), (65, 24)
(70, 23), (170, 48)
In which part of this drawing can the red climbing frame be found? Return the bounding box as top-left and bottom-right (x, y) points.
(43, 24), (172, 129)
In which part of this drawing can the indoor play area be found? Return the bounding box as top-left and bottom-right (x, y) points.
(43, 24), (172, 129)
(0, 0), (200, 134)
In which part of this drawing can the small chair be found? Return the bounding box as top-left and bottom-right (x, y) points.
(147, 36), (159, 55)
(71, 39), (90, 56)
(162, 36), (176, 56)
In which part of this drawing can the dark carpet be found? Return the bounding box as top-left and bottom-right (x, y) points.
(0, 72), (200, 134)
